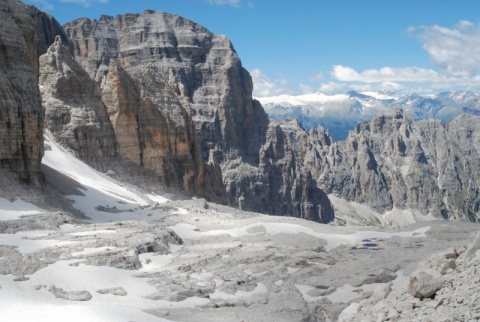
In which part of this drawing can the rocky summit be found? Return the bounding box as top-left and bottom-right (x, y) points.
(40, 9), (331, 220)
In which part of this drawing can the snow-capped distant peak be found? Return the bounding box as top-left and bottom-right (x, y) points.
(256, 92), (349, 106)
(359, 91), (399, 100)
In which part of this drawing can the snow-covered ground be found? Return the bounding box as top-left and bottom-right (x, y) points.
(1, 134), (479, 321)
(0, 197), (45, 221)
(42, 134), (174, 223)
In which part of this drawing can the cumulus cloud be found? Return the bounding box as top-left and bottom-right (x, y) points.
(60, 0), (108, 7)
(299, 84), (314, 94)
(320, 21), (480, 94)
(250, 69), (289, 97)
(410, 20), (480, 77)
(309, 72), (324, 81)
(331, 65), (438, 83)
(208, 0), (240, 7)
(318, 82), (346, 94)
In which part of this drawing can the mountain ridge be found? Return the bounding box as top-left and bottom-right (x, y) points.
(259, 90), (480, 141)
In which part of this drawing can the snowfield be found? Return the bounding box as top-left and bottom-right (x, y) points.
(0, 134), (479, 321)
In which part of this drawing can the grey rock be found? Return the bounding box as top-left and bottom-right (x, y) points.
(54, 11), (332, 221)
(49, 285), (93, 301)
(0, 0), (45, 186)
(96, 287), (127, 296)
(462, 231), (480, 259)
(408, 268), (445, 299)
(223, 120), (334, 223)
(39, 36), (117, 167)
(317, 110), (480, 222)
(339, 224), (480, 322)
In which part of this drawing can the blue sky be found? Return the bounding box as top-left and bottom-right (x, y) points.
(24, 0), (480, 97)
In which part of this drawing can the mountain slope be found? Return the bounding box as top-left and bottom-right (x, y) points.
(1, 135), (479, 321)
(259, 91), (480, 141)
(40, 10), (333, 221)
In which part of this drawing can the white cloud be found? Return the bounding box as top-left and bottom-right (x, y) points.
(318, 82), (346, 94)
(331, 65), (439, 83)
(250, 69), (289, 97)
(379, 81), (405, 91)
(299, 84), (314, 94)
(410, 20), (480, 77)
(310, 72), (324, 81)
(60, 0), (108, 8)
(208, 0), (240, 7)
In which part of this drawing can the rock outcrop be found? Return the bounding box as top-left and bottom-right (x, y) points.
(0, 0), (45, 186)
(52, 11), (333, 220)
(39, 36), (117, 166)
(223, 119), (334, 222)
(0, 0), (73, 187)
(55, 12), (252, 201)
(338, 232), (480, 322)
(314, 110), (480, 222)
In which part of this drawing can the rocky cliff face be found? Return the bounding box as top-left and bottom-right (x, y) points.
(315, 109), (480, 222)
(0, 0), (73, 187)
(53, 11), (332, 220)
(0, 0), (45, 186)
(39, 36), (117, 166)
(223, 120), (334, 223)
(37, 12), (228, 201)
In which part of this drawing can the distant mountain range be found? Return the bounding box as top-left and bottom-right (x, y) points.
(258, 91), (480, 141)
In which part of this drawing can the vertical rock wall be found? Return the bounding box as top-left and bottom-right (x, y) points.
(0, 0), (45, 185)
(58, 11), (332, 219)
(316, 110), (480, 222)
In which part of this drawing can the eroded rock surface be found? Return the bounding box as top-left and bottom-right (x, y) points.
(223, 120), (334, 222)
(338, 231), (480, 322)
(0, 0), (44, 185)
(53, 11), (332, 220)
(315, 110), (480, 222)
(39, 36), (117, 167)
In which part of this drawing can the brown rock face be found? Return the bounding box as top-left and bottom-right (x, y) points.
(0, 0), (45, 185)
(58, 11), (333, 221)
(62, 12), (267, 163)
(32, 10), (331, 221)
(57, 12), (234, 200)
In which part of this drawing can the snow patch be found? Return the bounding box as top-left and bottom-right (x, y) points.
(0, 197), (45, 221)
(170, 222), (431, 251)
(0, 230), (75, 254)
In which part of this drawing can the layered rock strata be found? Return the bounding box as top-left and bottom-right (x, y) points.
(313, 110), (480, 221)
(54, 11), (332, 220)
(0, 0), (72, 187)
(0, 0), (45, 185)
(39, 36), (117, 166)
(223, 119), (334, 222)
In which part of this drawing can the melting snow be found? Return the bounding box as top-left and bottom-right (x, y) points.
(0, 230), (75, 254)
(42, 134), (173, 223)
(170, 222), (431, 251)
(0, 197), (45, 221)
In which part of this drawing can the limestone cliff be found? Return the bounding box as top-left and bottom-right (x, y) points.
(317, 110), (480, 222)
(39, 36), (117, 166)
(223, 120), (334, 222)
(0, 0), (44, 185)
(57, 11), (332, 220)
